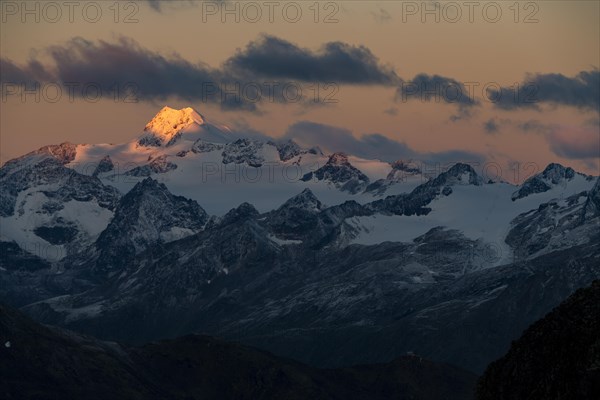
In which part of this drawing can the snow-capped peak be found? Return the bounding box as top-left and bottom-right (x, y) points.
(511, 162), (589, 201)
(538, 163), (575, 183)
(138, 106), (206, 147)
(147, 106), (205, 133)
(436, 163), (483, 186)
(300, 152), (370, 194)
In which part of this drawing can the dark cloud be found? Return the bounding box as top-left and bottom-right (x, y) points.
(282, 121), (483, 165)
(5, 33), (597, 124)
(1, 37), (332, 111)
(49, 37), (224, 101)
(224, 34), (399, 84)
(483, 118), (500, 134)
(1, 35), (397, 110)
(0, 37), (248, 109)
(0, 58), (53, 84)
(489, 70), (600, 112)
(397, 70), (600, 119)
(397, 74), (478, 106)
(396, 74), (479, 121)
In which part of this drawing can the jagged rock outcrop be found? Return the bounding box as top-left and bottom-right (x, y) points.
(95, 178), (208, 272)
(191, 139), (223, 154)
(506, 193), (594, 259)
(365, 160), (423, 195)
(267, 188), (325, 239)
(512, 163), (582, 201)
(125, 155), (177, 176)
(369, 163), (482, 216)
(24, 142), (77, 165)
(218, 202), (260, 227)
(221, 139), (266, 167)
(301, 153), (370, 194)
(583, 177), (600, 219)
(1, 157), (120, 218)
(388, 160), (422, 179)
(506, 177), (600, 261)
(92, 155), (114, 177)
(273, 139), (322, 162)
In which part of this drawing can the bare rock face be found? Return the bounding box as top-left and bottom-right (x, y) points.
(301, 152), (370, 194)
(274, 139), (322, 162)
(0, 152), (121, 264)
(365, 160), (422, 195)
(191, 139), (223, 154)
(583, 177), (600, 218)
(92, 155), (115, 177)
(95, 177), (208, 273)
(266, 188), (324, 238)
(222, 139), (266, 167)
(367, 163), (483, 216)
(0, 142), (83, 217)
(125, 155), (178, 176)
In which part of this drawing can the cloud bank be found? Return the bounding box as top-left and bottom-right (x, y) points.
(282, 121), (484, 165)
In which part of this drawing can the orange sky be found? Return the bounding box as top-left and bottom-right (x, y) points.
(1, 1), (599, 178)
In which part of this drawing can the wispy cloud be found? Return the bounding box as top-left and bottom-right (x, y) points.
(516, 119), (555, 134)
(371, 7), (392, 23)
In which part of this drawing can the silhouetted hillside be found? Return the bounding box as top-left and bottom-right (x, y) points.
(0, 304), (476, 400)
(477, 280), (600, 400)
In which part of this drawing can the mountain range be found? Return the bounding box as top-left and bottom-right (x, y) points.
(1, 106), (599, 376)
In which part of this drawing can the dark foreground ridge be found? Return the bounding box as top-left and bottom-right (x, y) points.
(477, 280), (600, 400)
(0, 304), (477, 400)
